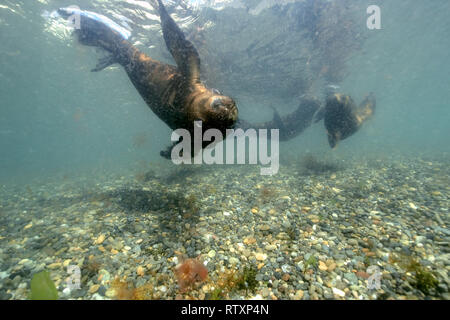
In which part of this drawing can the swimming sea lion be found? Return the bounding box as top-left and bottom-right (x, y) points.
(323, 92), (376, 148)
(236, 91), (375, 148)
(58, 0), (238, 158)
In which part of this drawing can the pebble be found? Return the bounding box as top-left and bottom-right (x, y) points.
(98, 286), (107, 296)
(92, 293), (105, 300)
(95, 234), (106, 245)
(89, 284), (100, 294)
(332, 287), (346, 297)
(261, 288), (270, 298)
(327, 263), (337, 272)
(318, 261), (328, 271)
(255, 253), (267, 261)
(137, 266), (145, 276)
(294, 290), (304, 300)
(344, 272), (358, 284)
(48, 262), (62, 269)
(208, 250), (216, 258)
(62, 287), (71, 297)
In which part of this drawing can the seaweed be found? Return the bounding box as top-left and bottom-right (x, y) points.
(135, 170), (156, 183)
(304, 255), (318, 271)
(29, 270), (58, 300)
(236, 265), (258, 293)
(110, 277), (155, 300)
(82, 255), (102, 278)
(389, 253), (439, 295)
(207, 264), (259, 299)
(184, 194), (200, 215)
(299, 153), (341, 175)
(260, 186), (277, 203)
(285, 226), (297, 241)
(174, 258), (208, 292)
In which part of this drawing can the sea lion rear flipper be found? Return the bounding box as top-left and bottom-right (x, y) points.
(91, 54), (117, 72)
(269, 105), (285, 131)
(313, 107), (326, 123)
(155, 0), (201, 84)
(355, 92), (376, 124)
(160, 142), (176, 160)
(277, 96), (320, 140)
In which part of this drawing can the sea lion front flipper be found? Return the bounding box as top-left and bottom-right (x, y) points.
(91, 54), (117, 72)
(155, 0), (201, 84)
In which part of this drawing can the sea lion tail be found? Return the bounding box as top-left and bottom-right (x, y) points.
(269, 105), (285, 130)
(58, 7), (132, 71)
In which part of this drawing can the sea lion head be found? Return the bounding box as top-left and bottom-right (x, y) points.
(324, 93), (359, 148)
(201, 93), (238, 132)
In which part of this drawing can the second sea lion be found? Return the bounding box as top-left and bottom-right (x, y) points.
(323, 92), (376, 148)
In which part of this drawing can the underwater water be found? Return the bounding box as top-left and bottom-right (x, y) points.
(0, 0), (448, 300)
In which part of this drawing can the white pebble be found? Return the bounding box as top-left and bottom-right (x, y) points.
(62, 288), (71, 296)
(332, 287), (346, 297)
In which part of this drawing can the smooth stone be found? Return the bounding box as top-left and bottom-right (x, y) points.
(97, 286), (107, 296)
(92, 293), (105, 300)
(89, 284), (100, 294)
(332, 287), (346, 297)
(294, 290), (304, 300)
(344, 273), (358, 284)
(255, 253), (267, 261)
(72, 289), (87, 298)
(208, 250), (216, 258)
(62, 287), (71, 297)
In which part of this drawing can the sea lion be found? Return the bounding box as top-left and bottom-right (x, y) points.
(323, 92), (376, 148)
(58, 0), (238, 158)
(236, 91), (375, 147)
(235, 96), (322, 141)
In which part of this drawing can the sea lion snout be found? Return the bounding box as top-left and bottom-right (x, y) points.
(208, 96), (238, 120)
(327, 130), (340, 149)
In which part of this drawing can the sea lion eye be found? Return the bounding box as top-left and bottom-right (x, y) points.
(211, 98), (223, 109)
